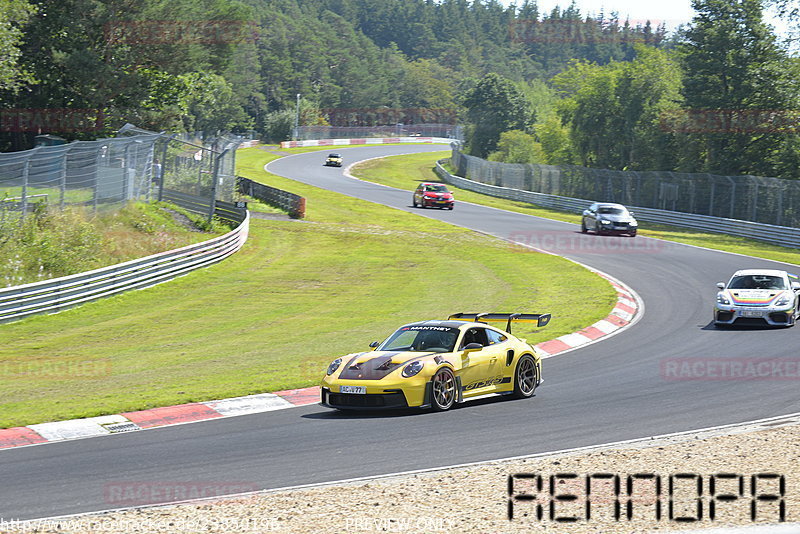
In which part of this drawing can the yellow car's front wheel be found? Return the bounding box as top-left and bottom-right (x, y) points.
(431, 367), (456, 411)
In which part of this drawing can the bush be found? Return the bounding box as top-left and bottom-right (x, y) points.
(0, 202), (222, 288)
(487, 130), (545, 164)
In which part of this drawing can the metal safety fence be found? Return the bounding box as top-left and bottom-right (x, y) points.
(237, 177), (305, 219)
(436, 161), (800, 248)
(451, 149), (800, 228)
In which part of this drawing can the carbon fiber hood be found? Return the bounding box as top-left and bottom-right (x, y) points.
(338, 351), (433, 380)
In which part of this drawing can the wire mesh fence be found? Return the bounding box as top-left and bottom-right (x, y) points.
(0, 133), (161, 221)
(0, 125), (243, 226)
(451, 148), (800, 228)
(119, 125), (242, 209)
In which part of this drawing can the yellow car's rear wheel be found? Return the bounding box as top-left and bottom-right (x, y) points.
(512, 355), (539, 399)
(431, 368), (456, 411)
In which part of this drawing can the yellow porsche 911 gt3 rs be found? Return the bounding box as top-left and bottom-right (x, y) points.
(320, 312), (550, 411)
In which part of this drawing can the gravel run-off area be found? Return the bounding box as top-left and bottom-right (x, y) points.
(2, 416), (798, 534)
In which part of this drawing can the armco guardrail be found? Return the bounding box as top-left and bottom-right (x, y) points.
(0, 212), (250, 324)
(238, 176), (305, 218)
(435, 161), (800, 248)
(161, 188), (247, 224)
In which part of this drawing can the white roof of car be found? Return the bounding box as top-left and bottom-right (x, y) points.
(730, 269), (788, 277)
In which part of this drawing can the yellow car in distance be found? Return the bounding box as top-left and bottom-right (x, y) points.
(320, 312), (549, 411)
(323, 153), (343, 167)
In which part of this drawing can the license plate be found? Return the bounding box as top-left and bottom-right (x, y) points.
(741, 310), (763, 318)
(340, 386), (366, 394)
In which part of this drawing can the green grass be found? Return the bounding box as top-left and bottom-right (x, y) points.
(1, 186), (94, 204)
(354, 152), (800, 266)
(237, 194), (288, 215)
(0, 147), (616, 428)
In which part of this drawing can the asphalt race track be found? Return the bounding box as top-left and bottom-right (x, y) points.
(2, 145), (798, 520)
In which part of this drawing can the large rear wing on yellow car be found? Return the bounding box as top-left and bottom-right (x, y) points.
(448, 312), (551, 333)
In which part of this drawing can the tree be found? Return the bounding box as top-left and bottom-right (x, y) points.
(460, 72), (531, 157)
(679, 0), (800, 177)
(488, 130), (545, 163)
(552, 60), (624, 168)
(614, 45), (683, 170)
(0, 0), (36, 91)
(535, 114), (578, 164)
(551, 46), (683, 170)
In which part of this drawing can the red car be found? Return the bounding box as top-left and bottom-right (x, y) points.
(413, 182), (454, 210)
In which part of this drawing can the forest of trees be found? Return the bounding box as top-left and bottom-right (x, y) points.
(0, 0), (663, 146)
(1, 0), (798, 178)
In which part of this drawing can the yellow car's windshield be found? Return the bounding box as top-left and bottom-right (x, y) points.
(380, 326), (459, 352)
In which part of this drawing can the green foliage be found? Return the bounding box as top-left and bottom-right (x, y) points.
(0, 0), (36, 91)
(487, 130), (545, 164)
(1, 206), (102, 286)
(535, 114), (578, 165)
(4, 0), (796, 179)
(0, 202), (218, 287)
(678, 0), (800, 177)
(460, 73), (532, 158)
(0, 0), (671, 151)
(551, 46), (684, 170)
(541, 1), (800, 178)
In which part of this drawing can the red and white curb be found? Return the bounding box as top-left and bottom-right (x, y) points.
(280, 136), (455, 148)
(535, 272), (641, 358)
(0, 387), (320, 450)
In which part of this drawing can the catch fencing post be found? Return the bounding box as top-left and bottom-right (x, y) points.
(123, 142), (132, 202)
(59, 146), (68, 210)
(20, 151), (32, 221)
(93, 145), (103, 214)
(158, 134), (176, 203)
(208, 148), (225, 222)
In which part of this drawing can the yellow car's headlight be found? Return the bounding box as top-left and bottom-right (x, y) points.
(402, 361), (424, 378)
(327, 358), (342, 375)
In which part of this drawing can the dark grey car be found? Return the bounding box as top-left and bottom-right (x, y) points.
(581, 202), (638, 236)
